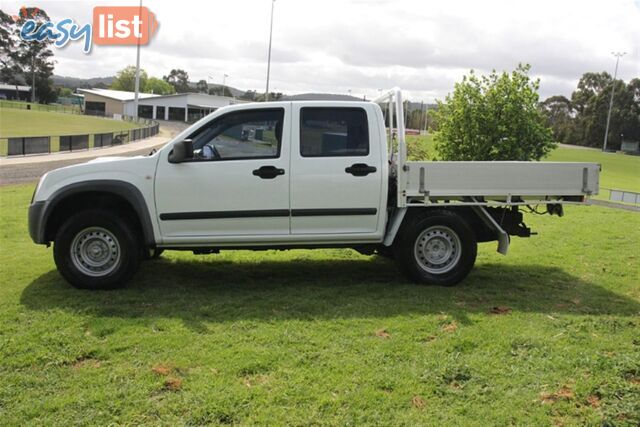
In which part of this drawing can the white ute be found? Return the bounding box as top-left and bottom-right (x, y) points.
(28, 89), (600, 289)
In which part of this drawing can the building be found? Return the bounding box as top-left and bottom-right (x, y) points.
(621, 140), (639, 154)
(0, 83), (31, 101)
(78, 88), (241, 122)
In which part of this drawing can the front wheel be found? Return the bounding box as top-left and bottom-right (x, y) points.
(394, 210), (477, 286)
(53, 210), (141, 290)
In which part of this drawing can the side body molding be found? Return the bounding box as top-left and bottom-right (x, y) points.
(30, 180), (157, 246)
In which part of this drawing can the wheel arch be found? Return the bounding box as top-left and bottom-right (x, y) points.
(40, 180), (156, 246)
(387, 206), (496, 247)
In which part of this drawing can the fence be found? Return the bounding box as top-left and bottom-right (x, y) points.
(608, 188), (640, 205)
(0, 100), (81, 114)
(1, 121), (160, 157)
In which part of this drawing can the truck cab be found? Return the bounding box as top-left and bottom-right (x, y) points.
(28, 89), (599, 290)
(155, 101), (388, 244)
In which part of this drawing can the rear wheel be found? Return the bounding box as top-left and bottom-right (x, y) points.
(53, 210), (141, 290)
(395, 210), (477, 286)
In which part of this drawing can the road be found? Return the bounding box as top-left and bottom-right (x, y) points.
(0, 122), (188, 186)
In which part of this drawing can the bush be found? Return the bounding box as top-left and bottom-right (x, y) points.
(434, 64), (555, 161)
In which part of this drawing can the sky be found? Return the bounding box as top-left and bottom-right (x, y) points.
(3, 0), (639, 102)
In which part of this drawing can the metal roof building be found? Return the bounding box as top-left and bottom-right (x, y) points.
(0, 83), (32, 101)
(78, 88), (242, 122)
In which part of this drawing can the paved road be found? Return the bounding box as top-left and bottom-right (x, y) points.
(0, 122), (188, 186)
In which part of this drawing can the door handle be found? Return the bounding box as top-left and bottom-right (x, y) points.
(253, 165), (285, 179)
(345, 163), (377, 177)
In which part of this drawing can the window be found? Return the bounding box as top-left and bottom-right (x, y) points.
(189, 109), (284, 161)
(85, 101), (105, 116)
(300, 108), (369, 157)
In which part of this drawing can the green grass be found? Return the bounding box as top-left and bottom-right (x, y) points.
(1, 183), (639, 425)
(406, 135), (640, 197)
(0, 109), (138, 138)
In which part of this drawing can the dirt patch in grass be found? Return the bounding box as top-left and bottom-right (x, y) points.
(163, 377), (183, 391)
(441, 321), (458, 333)
(411, 396), (427, 409)
(489, 306), (512, 315)
(375, 329), (391, 338)
(540, 386), (575, 404)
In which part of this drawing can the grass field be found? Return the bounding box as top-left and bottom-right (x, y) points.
(406, 135), (640, 196)
(0, 109), (138, 138)
(0, 100), (81, 114)
(1, 179), (639, 424)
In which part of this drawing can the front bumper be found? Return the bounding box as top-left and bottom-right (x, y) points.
(28, 201), (47, 244)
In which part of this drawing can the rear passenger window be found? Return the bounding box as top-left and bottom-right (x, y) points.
(300, 108), (369, 157)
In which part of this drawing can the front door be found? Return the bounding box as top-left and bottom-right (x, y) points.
(155, 106), (291, 241)
(289, 105), (384, 235)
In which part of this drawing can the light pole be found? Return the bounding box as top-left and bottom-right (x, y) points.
(133, 0), (142, 118)
(603, 52), (626, 152)
(265, 0), (276, 101)
(222, 73), (229, 96)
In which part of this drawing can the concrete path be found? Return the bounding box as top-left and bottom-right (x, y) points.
(587, 198), (640, 212)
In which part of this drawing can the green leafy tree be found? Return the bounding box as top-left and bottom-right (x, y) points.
(239, 90), (257, 101)
(209, 85), (233, 97)
(163, 69), (190, 93)
(563, 72), (639, 148)
(196, 79), (208, 93)
(144, 77), (175, 95)
(434, 64), (555, 161)
(58, 87), (72, 96)
(0, 9), (24, 99)
(110, 65), (148, 92)
(13, 7), (56, 103)
(540, 95), (575, 144)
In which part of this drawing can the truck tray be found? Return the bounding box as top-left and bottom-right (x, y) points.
(405, 161), (599, 199)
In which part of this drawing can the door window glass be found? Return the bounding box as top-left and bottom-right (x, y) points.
(300, 108), (369, 157)
(189, 109), (284, 161)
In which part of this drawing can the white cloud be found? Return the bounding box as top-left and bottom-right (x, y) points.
(3, 0), (639, 101)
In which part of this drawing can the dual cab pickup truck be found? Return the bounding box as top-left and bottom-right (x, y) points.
(28, 89), (599, 290)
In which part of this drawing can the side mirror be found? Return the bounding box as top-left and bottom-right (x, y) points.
(168, 139), (193, 163)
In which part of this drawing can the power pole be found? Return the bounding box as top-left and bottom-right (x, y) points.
(265, 0), (276, 102)
(603, 52), (626, 151)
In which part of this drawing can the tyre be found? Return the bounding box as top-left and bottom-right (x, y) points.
(53, 210), (141, 290)
(394, 210), (477, 286)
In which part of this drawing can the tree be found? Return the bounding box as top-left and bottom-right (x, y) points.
(144, 77), (175, 95)
(209, 85), (233, 97)
(163, 69), (190, 93)
(196, 79), (208, 93)
(562, 72), (639, 148)
(255, 92), (282, 102)
(57, 87), (73, 97)
(110, 66), (148, 92)
(13, 7), (56, 103)
(239, 90), (257, 101)
(0, 9), (23, 99)
(434, 64), (555, 161)
(540, 95), (575, 144)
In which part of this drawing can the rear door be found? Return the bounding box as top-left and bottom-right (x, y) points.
(289, 104), (384, 235)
